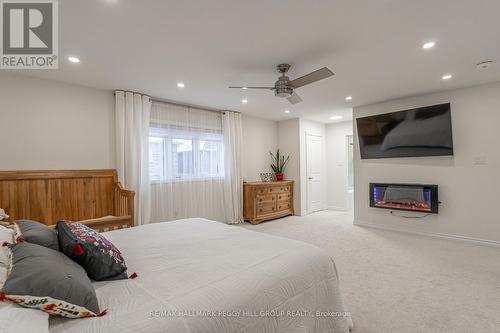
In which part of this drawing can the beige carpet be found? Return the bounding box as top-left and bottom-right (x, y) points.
(240, 211), (500, 333)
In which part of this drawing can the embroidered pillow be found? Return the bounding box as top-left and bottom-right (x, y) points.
(14, 220), (59, 251)
(57, 220), (128, 281)
(0, 242), (104, 318)
(0, 225), (14, 269)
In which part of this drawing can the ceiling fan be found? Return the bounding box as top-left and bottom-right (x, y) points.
(229, 64), (334, 104)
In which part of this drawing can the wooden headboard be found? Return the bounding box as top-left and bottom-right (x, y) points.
(0, 169), (135, 231)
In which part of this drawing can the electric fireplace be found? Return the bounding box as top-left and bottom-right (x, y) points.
(370, 183), (439, 214)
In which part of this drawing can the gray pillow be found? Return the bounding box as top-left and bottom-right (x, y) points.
(1, 242), (102, 318)
(15, 220), (59, 251)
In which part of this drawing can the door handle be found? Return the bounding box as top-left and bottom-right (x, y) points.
(308, 177), (314, 180)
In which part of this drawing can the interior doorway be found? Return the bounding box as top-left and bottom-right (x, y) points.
(346, 134), (354, 211)
(306, 133), (324, 214)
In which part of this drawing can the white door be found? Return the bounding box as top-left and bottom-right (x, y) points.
(306, 133), (323, 213)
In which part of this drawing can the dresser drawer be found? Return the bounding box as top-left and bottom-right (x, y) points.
(276, 185), (291, 193)
(256, 194), (276, 204)
(257, 202), (277, 215)
(256, 185), (292, 195)
(256, 187), (269, 195)
(277, 192), (292, 202)
(270, 185), (291, 194)
(277, 201), (291, 211)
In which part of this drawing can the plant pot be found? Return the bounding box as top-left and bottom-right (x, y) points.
(275, 173), (284, 181)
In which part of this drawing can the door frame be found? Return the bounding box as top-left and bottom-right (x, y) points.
(345, 134), (354, 211)
(305, 132), (324, 214)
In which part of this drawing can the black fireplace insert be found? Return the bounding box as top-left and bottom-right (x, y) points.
(370, 183), (439, 214)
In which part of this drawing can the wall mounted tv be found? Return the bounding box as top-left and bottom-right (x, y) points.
(356, 103), (453, 159)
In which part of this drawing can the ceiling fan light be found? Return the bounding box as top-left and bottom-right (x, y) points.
(274, 86), (293, 98)
(276, 91), (292, 98)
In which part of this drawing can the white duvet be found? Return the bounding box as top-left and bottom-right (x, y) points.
(50, 218), (352, 333)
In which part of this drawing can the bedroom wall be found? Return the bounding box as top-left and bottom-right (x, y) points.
(277, 118), (302, 215)
(241, 114), (278, 181)
(0, 73), (115, 170)
(326, 121), (353, 211)
(353, 82), (500, 244)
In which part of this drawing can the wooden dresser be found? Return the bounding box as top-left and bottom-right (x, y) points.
(243, 180), (294, 224)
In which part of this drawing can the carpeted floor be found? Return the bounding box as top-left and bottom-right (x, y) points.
(240, 211), (500, 333)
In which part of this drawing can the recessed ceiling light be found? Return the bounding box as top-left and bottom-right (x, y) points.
(241, 99), (248, 104)
(345, 96), (353, 101)
(67, 56), (80, 63)
(422, 42), (435, 49)
(177, 82), (185, 88)
(284, 110), (290, 114)
(442, 74), (453, 80)
(330, 115), (343, 120)
(241, 87), (248, 90)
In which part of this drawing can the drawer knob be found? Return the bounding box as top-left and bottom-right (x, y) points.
(279, 206), (281, 209)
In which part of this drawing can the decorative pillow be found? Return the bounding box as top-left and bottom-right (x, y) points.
(57, 220), (128, 281)
(0, 242), (104, 318)
(0, 225), (14, 269)
(14, 220), (59, 251)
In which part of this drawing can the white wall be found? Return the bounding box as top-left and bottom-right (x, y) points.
(0, 73), (115, 170)
(241, 114), (278, 181)
(326, 121), (353, 211)
(277, 118), (301, 214)
(299, 119), (327, 215)
(354, 82), (500, 243)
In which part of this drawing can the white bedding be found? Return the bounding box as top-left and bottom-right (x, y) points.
(50, 218), (352, 333)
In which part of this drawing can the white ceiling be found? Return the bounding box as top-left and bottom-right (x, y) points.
(7, 0), (500, 123)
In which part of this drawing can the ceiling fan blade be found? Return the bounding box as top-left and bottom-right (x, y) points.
(289, 67), (334, 89)
(228, 86), (275, 90)
(287, 91), (303, 105)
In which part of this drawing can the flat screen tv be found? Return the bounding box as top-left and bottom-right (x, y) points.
(356, 103), (453, 159)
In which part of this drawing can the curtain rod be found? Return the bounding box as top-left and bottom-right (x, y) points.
(113, 90), (240, 114)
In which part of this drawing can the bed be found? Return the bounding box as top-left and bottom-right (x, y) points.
(49, 218), (353, 333)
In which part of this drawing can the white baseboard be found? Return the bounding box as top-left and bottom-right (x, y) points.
(354, 220), (500, 248)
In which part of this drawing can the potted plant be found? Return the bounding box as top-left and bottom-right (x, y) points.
(270, 149), (290, 181)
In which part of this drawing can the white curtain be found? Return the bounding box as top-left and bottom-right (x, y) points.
(115, 90), (151, 226)
(149, 102), (243, 224)
(222, 111), (243, 224)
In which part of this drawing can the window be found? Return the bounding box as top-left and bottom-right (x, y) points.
(149, 126), (224, 182)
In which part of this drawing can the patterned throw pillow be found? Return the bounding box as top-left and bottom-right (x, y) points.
(57, 220), (128, 281)
(0, 242), (104, 318)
